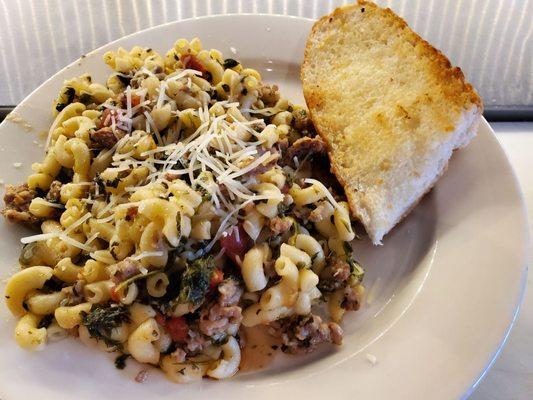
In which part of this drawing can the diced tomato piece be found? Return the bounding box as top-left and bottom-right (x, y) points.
(155, 313), (166, 327)
(130, 94), (141, 107)
(110, 286), (121, 302)
(99, 108), (119, 128)
(165, 317), (189, 342)
(122, 93), (141, 109)
(180, 54), (207, 74)
(219, 225), (252, 264)
(209, 268), (224, 289)
(125, 206), (138, 221)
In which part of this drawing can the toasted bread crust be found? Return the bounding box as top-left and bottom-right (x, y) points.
(303, 2), (483, 115)
(301, 1), (483, 243)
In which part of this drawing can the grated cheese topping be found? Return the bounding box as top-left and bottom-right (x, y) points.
(130, 251), (165, 261)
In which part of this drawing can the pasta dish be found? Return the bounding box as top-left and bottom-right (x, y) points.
(2, 38), (364, 382)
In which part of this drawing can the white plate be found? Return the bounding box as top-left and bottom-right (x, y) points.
(0, 14), (529, 400)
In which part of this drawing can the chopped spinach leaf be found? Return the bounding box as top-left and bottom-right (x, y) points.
(55, 103), (67, 112)
(56, 87), (76, 112)
(211, 333), (228, 346)
(114, 353), (130, 370)
(19, 242), (41, 266)
(64, 87), (75, 103)
(42, 277), (64, 292)
(348, 259), (365, 285)
(277, 202), (291, 217)
(116, 74), (131, 86)
(81, 305), (130, 349)
(79, 93), (93, 105)
(178, 256), (215, 305)
(223, 58), (239, 69)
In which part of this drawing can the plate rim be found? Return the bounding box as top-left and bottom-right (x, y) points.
(462, 119), (530, 397)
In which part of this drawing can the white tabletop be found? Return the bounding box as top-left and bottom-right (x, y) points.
(470, 122), (533, 400)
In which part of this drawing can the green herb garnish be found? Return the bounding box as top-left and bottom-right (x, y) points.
(56, 87), (76, 112)
(178, 256), (215, 305)
(342, 241), (353, 256)
(286, 217), (300, 246)
(64, 87), (75, 103)
(277, 202), (290, 217)
(347, 259), (365, 285)
(81, 305), (130, 349)
(114, 353), (130, 370)
(79, 93), (93, 105)
(223, 58), (239, 69)
(55, 103), (66, 112)
(211, 333), (229, 346)
(19, 242), (42, 266)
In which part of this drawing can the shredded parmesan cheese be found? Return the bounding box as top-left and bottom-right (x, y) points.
(304, 178), (344, 213)
(20, 232), (60, 244)
(130, 251), (165, 261)
(39, 200), (65, 209)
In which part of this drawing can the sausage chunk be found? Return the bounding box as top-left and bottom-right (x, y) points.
(269, 314), (343, 354)
(218, 279), (243, 307)
(318, 256), (351, 292)
(269, 216), (293, 235)
(291, 108), (313, 132)
(90, 126), (125, 148)
(111, 258), (142, 283)
(1, 183), (39, 225)
(258, 84), (280, 107)
(198, 303), (242, 338)
(283, 136), (327, 167)
(45, 180), (62, 203)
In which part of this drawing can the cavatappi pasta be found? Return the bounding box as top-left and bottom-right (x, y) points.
(2, 38), (365, 383)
